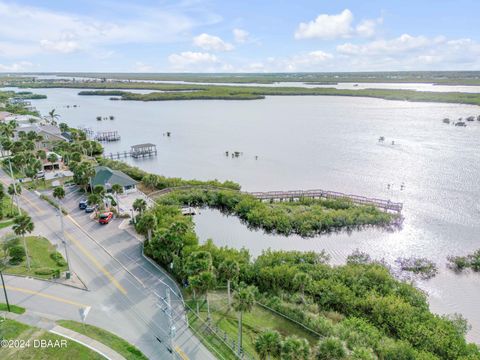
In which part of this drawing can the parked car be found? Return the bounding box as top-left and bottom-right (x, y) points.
(85, 205), (96, 213)
(79, 200), (88, 210)
(99, 212), (113, 224)
(35, 171), (45, 179)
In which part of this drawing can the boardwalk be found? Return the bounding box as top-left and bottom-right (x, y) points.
(248, 189), (403, 213)
(149, 186), (403, 213)
(104, 143), (157, 160)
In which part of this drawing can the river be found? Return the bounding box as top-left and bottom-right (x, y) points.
(10, 86), (480, 342)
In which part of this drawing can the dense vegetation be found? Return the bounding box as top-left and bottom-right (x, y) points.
(32, 70), (480, 85)
(156, 188), (394, 237)
(7, 79), (480, 105)
(96, 157), (241, 190)
(137, 204), (480, 359)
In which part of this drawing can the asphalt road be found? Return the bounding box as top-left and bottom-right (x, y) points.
(0, 169), (216, 360)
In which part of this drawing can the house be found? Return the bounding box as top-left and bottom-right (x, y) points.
(43, 152), (63, 171)
(14, 124), (68, 149)
(6, 114), (42, 125)
(92, 166), (137, 193)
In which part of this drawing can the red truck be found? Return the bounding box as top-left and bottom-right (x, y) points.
(99, 212), (113, 225)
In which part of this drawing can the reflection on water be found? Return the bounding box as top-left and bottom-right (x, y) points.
(15, 86), (480, 342)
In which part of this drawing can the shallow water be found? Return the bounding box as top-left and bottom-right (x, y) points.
(14, 87), (480, 342)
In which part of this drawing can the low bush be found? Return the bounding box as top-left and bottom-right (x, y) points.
(8, 245), (26, 264)
(34, 267), (54, 276)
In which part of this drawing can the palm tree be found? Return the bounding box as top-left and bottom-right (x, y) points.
(87, 193), (102, 210)
(48, 109), (60, 125)
(133, 198), (147, 218)
(217, 259), (239, 308)
(47, 153), (58, 164)
(293, 272), (312, 303)
(254, 330), (282, 360)
(111, 183), (123, 213)
(233, 285), (256, 355)
(53, 186), (70, 274)
(59, 123), (69, 132)
(7, 183), (21, 214)
(137, 213), (156, 242)
(282, 336), (310, 360)
(36, 149), (47, 160)
(188, 271), (215, 319)
(12, 214), (34, 271)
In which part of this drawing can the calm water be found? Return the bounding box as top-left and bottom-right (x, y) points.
(14, 87), (480, 342)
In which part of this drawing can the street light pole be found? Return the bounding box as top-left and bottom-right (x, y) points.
(0, 269), (11, 312)
(58, 200), (72, 277)
(166, 288), (176, 359)
(8, 157), (20, 213)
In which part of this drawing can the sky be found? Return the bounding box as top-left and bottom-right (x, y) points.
(0, 0), (479, 73)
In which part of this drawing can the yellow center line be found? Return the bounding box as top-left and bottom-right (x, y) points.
(64, 231), (127, 295)
(21, 194), (45, 214)
(5, 285), (88, 308)
(175, 345), (189, 360)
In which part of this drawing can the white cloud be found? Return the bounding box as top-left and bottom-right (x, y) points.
(233, 28), (249, 43)
(295, 9), (382, 40)
(337, 34), (439, 55)
(168, 51), (219, 70)
(356, 17), (383, 38)
(193, 33), (234, 51)
(335, 34), (480, 70)
(40, 33), (81, 54)
(0, 1), (210, 58)
(295, 9), (354, 40)
(0, 61), (33, 71)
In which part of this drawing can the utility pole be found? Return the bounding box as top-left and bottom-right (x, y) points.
(0, 268), (11, 312)
(58, 202), (72, 278)
(166, 288), (176, 359)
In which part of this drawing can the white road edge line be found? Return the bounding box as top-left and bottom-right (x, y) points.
(49, 329), (115, 360)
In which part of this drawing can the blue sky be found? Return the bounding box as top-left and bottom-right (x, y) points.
(1, 0), (479, 72)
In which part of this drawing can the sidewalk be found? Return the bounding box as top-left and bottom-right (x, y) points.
(2, 310), (126, 360)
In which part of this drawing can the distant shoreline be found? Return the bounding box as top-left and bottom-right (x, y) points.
(6, 80), (480, 106)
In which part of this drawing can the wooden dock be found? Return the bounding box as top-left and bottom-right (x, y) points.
(95, 130), (121, 142)
(104, 143), (157, 160)
(149, 186), (403, 213)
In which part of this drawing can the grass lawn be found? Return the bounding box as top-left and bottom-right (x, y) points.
(0, 196), (16, 220)
(0, 319), (104, 360)
(2, 236), (68, 279)
(57, 320), (148, 360)
(23, 177), (74, 192)
(0, 303), (26, 314)
(0, 220), (14, 230)
(186, 290), (319, 360)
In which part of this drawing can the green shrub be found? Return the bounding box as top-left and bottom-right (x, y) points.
(34, 267), (54, 276)
(8, 245), (25, 264)
(50, 252), (67, 267)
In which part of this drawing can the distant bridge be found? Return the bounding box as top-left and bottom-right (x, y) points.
(149, 186), (403, 213)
